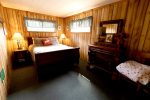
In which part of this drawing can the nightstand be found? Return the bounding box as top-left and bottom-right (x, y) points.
(12, 49), (32, 68)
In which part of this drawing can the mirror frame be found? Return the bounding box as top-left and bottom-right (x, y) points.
(100, 19), (124, 35)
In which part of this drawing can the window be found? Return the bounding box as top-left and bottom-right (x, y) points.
(25, 18), (56, 32)
(70, 16), (92, 32)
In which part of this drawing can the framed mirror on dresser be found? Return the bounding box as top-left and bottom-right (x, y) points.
(88, 19), (127, 76)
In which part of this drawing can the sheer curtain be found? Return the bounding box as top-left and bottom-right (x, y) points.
(70, 16), (92, 32)
(25, 18), (56, 32)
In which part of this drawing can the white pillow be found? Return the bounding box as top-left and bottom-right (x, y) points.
(32, 38), (43, 46)
(50, 37), (59, 45)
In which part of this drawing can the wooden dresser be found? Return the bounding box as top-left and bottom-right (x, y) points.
(88, 43), (123, 74)
(88, 19), (126, 75)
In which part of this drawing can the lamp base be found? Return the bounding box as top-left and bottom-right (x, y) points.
(17, 47), (22, 50)
(17, 40), (22, 50)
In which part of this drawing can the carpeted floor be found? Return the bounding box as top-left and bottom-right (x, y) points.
(8, 60), (150, 100)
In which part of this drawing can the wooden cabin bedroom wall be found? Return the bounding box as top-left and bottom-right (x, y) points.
(0, 6), (64, 93)
(0, 3), (7, 100)
(64, 0), (150, 61)
(2, 7), (64, 50)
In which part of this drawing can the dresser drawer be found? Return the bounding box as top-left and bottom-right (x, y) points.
(88, 44), (121, 73)
(89, 46), (117, 56)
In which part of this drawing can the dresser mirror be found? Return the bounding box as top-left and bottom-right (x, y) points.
(98, 19), (124, 44)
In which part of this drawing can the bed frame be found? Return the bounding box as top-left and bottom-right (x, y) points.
(27, 37), (80, 79)
(117, 51), (150, 94)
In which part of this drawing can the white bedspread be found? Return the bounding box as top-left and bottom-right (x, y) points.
(116, 61), (150, 85)
(28, 44), (74, 61)
(33, 44), (73, 54)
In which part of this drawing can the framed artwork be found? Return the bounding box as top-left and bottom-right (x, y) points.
(105, 34), (113, 43)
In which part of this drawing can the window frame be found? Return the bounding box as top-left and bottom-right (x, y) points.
(70, 16), (92, 33)
(24, 17), (57, 32)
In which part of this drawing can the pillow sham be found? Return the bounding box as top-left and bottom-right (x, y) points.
(42, 39), (52, 46)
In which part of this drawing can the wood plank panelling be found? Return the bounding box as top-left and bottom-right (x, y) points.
(2, 7), (64, 60)
(130, 0), (149, 53)
(138, 1), (150, 51)
(64, 10), (92, 61)
(143, 23), (150, 52)
(65, 0), (150, 61)
(126, 0), (140, 53)
(120, 0), (128, 19)
(0, 3), (7, 100)
(3, 8), (64, 39)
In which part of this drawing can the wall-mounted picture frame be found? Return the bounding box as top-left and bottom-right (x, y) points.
(105, 34), (113, 43)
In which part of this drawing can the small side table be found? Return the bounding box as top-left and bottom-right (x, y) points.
(12, 49), (32, 68)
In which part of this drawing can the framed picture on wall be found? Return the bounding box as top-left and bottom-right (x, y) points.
(105, 34), (113, 43)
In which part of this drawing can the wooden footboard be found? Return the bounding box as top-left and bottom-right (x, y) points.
(35, 47), (80, 67)
(34, 47), (80, 79)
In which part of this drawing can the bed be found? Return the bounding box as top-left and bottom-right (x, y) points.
(116, 52), (150, 94)
(27, 37), (80, 79)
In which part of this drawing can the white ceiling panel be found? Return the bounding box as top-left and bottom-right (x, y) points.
(1, 0), (120, 17)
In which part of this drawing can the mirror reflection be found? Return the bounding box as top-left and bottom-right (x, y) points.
(103, 24), (118, 34)
(98, 19), (124, 44)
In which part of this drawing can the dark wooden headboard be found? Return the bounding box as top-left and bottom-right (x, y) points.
(27, 37), (33, 46)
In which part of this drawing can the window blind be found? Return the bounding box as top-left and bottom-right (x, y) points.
(70, 16), (92, 32)
(25, 18), (56, 32)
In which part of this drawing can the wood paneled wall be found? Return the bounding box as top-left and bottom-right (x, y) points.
(1, 7), (64, 62)
(0, 3), (7, 100)
(2, 7), (64, 48)
(64, 0), (150, 61)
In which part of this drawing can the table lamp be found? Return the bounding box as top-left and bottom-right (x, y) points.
(12, 32), (23, 49)
(60, 33), (66, 44)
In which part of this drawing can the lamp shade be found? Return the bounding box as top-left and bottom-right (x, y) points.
(12, 32), (23, 49)
(12, 32), (23, 40)
(60, 33), (66, 39)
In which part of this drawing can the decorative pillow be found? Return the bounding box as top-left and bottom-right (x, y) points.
(42, 39), (52, 46)
(33, 37), (59, 46)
